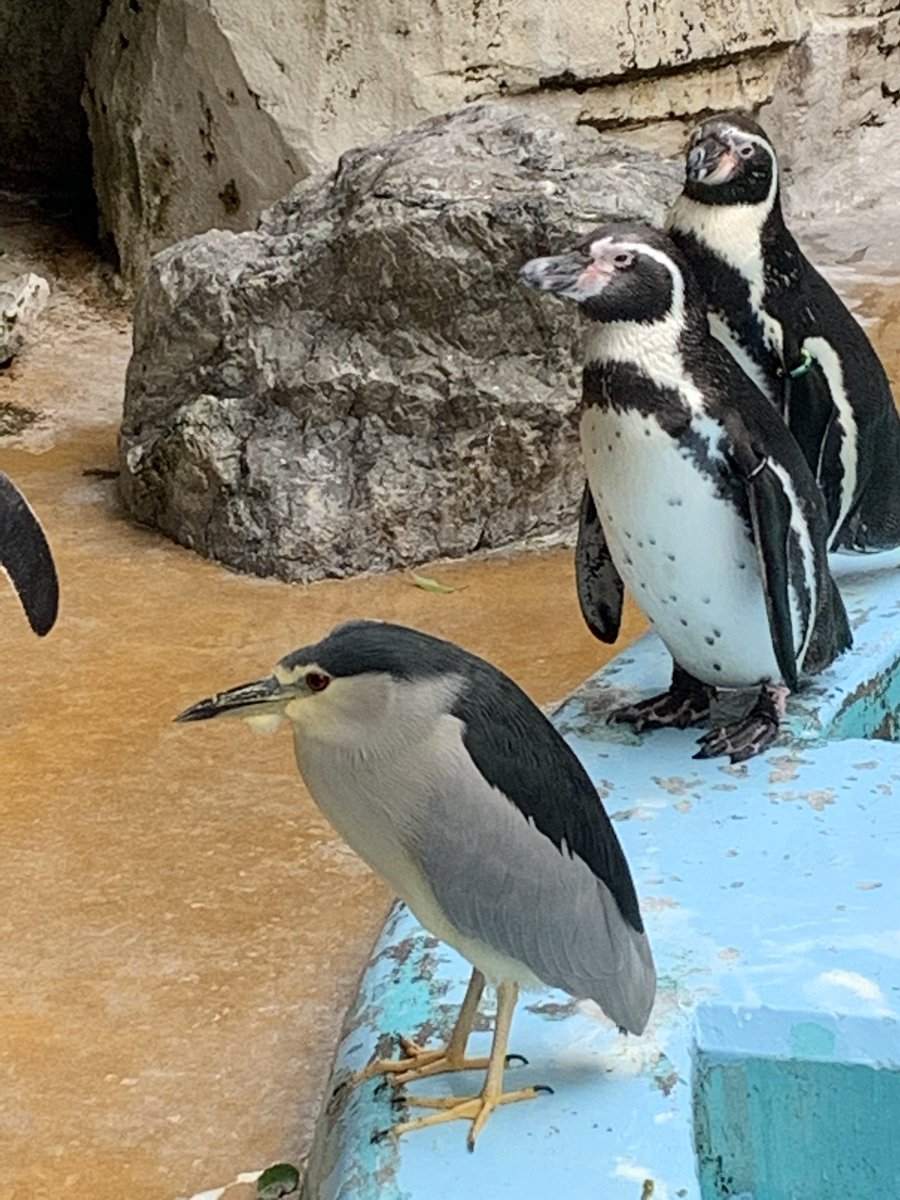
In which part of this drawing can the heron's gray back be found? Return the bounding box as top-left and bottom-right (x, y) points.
(419, 717), (656, 1034)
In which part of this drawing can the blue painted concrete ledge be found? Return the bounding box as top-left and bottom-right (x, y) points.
(302, 552), (900, 1200)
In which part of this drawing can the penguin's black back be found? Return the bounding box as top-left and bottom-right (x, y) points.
(671, 212), (900, 551)
(674, 315), (852, 676)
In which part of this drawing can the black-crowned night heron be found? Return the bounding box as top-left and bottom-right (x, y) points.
(176, 619), (655, 1148)
(0, 470), (58, 636)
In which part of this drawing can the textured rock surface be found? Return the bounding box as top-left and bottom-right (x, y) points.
(85, 0), (802, 286)
(763, 1), (900, 225)
(0, 272), (50, 366)
(83, 0), (299, 280)
(119, 106), (681, 582)
(0, 0), (104, 188)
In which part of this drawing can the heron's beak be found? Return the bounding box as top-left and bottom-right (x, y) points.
(687, 136), (737, 185)
(175, 675), (290, 725)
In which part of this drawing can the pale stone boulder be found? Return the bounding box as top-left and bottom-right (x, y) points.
(0, 272), (50, 366)
(119, 106), (681, 582)
(85, 0), (803, 287)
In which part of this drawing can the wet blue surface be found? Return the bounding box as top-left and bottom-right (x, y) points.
(302, 551), (900, 1200)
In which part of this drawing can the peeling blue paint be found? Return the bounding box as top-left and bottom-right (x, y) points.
(302, 550), (900, 1200)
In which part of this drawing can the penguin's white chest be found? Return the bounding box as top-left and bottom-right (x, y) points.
(581, 405), (783, 688)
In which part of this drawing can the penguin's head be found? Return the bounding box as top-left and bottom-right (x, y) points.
(682, 111), (777, 206)
(520, 222), (702, 326)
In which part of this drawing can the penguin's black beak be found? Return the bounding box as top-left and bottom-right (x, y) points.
(520, 252), (594, 298)
(686, 136), (738, 186)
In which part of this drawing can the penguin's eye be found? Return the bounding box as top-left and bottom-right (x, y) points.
(738, 144), (755, 160)
(612, 251), (635, 269)
(305, 671), (331, 693)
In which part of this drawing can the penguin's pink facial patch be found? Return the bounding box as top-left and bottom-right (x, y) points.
(576, 259), (614, 294)
(703, 150), (739, 185)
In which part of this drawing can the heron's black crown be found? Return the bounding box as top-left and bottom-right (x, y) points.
(281, 620), (474, 682)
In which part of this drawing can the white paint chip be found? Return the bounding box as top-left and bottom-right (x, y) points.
(613, 1159), (669, 1200)
(175, 1169), (263, 1200)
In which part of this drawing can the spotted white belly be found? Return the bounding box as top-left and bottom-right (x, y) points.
(581, 405), (786, 688)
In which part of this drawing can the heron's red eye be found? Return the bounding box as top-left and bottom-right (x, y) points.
(306, 672), (330, 693)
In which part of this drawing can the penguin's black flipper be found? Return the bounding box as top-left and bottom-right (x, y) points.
(732, 448), (799, 692)
(783, 349), (843, 536)
(575, 481), (623, 644)
(814, 410), (845, 542)
(0, 471), (59, 636)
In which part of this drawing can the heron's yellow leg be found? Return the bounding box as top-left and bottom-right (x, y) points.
(389, 981), (549, 1150)
(356, 968), (492, 1085)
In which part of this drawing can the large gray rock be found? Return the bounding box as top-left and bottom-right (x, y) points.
(119, 105), (681, 582)
(84, 0), (802, 287)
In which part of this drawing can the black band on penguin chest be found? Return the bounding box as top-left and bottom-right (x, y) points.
(670, 228), (779, 377)
(583, 360), (745, 510)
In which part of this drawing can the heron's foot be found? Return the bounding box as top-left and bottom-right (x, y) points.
(359, 1036), (524, 1087)
(694, 683), (788, 763)
(381, 1084), (552, 1151)
(609, 668), (715, 732)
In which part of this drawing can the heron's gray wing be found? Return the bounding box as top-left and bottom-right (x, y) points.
(419, 720), (656, 1034)
(575, 482), (623, 643)
(0, 472), (58, 636)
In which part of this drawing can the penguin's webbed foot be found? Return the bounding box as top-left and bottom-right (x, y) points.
(610, 663), (715, 732)
(694, 683), (789, 763)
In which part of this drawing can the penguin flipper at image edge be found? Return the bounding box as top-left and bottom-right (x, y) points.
(575, 480), (624, 643)
(0, 471), (59, 636)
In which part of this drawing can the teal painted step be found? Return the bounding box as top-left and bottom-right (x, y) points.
(302, 550), (900, 1200)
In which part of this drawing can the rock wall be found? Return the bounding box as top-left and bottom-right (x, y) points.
(0, 0), (104, 189)
(4, 0), (898, 281)
(118, 107), (680, 582)
(763, 0), (900, 222)
(85, 0), (804, 287)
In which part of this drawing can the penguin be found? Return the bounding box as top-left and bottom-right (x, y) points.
(0, 470), (58, 636)
(520, 222), (851, 763)
(666, 110), (900, 553)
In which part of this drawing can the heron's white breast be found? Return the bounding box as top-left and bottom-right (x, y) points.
(291, 726), (545, 988)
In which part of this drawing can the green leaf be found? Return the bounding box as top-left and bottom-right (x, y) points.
(410, 572), (462, 594)
(257, 1162), (301, 1199)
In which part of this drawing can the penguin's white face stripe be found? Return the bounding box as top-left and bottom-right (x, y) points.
(583, 239), (692, 391)
(586, 237), (686, 317)
(803, 336), (859, 546)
